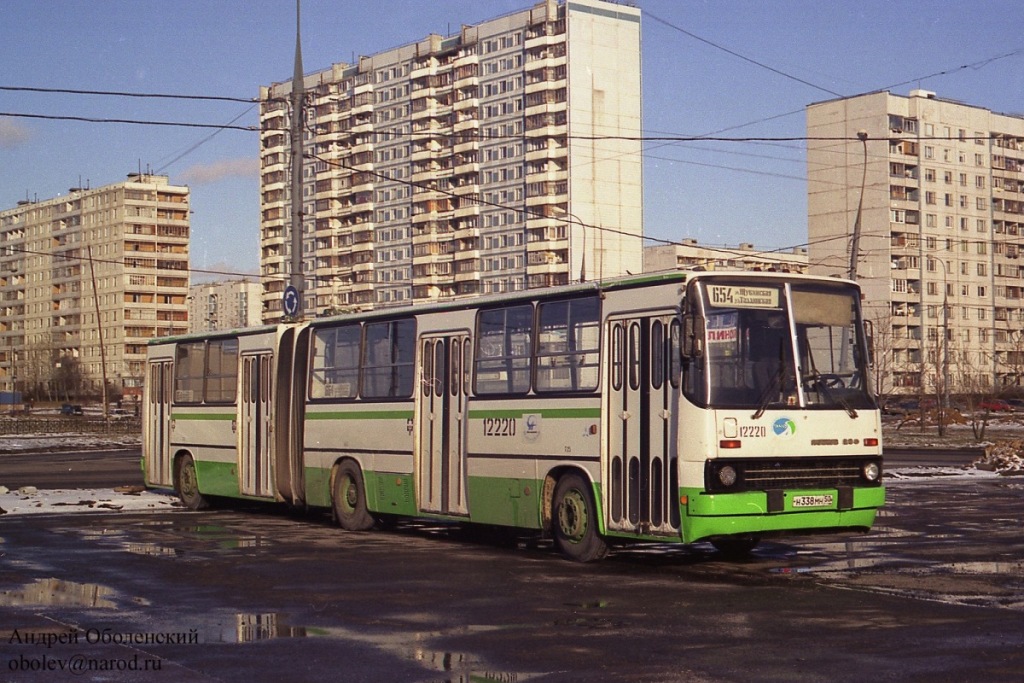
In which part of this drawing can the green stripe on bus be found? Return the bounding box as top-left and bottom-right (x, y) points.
(468, 407), (601, 419)
(306, 410), (414, 421)
(172, 413), (235, 421)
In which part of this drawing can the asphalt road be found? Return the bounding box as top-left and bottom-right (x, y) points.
(1, 472), (1022, 682)
(0, 449), (143, 490)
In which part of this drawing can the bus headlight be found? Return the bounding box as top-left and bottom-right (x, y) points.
(717, 465), (738, 487)
(862, 462), (881, 482)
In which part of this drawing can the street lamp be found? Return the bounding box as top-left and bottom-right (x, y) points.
(848, 130), (869, 280)
(552, 207), (587, 283)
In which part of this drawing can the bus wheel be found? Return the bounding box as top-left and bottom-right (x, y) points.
(176, 455), (208, 510)
(711, 537), (760, 558)
(333, 461), (374, 531)
(552, 473), (608, 562)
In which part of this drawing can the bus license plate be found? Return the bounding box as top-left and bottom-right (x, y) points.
(791, 494), (834, 508)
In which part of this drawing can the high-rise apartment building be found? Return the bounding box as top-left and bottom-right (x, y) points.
(258, 0), (642, 320)
(0, 173), (190, 403)
(188, 279), (262, 332)
(807, 90), (1024, 395)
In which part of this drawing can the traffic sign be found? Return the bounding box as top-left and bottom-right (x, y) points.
(283, 285), (300, 317)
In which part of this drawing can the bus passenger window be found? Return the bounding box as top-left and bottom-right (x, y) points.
(362, 319), (416, 398)
(310, 325), (360, 400)
(475, 305), (532, 395)
(205, 339), (238, 404)
(536, 297), (600, 393)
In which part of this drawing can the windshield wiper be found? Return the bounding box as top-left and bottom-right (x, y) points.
(751, 360), (786, 420)
(806, 371), (858, 419)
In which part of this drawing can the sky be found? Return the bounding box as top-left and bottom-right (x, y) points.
(1, 0), (1022, 280)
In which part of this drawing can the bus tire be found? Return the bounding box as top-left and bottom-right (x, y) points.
(552, 473), (608, 562)
(175, 455), (208, 510)
(333, 461), (374, 531)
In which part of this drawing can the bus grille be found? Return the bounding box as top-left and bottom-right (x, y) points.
(705, 457), (881, 493)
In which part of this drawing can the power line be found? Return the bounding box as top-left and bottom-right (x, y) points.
(644, 11), (843, 98)
(0, 84), (255, 103)
(0, 111), (257, 132)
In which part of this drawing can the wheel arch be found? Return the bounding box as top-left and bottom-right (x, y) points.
(172, 449), (197, 488)
(541, 465), (605, 536)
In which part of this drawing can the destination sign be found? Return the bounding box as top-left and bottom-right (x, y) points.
(707, 285), (779, 309)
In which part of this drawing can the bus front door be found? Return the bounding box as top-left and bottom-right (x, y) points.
(417, 335), (470, 516)
(239, 353), (274, 498)
(145, 360), (173, 486)
(606, 315), (680, 535)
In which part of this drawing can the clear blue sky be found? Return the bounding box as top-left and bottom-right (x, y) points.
(1, 0), (1022, 278)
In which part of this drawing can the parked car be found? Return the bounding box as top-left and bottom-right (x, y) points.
(1006, 398), (1024, 411)
(60, 403), (83, 416)
(979, 398), (1014, 412)
(882, 399), (920, 416)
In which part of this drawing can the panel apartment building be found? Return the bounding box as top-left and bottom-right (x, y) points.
(0, 174), (190, 403)
(258, 0), (642, 320)
(807, 90), (1024, 395)
(644, 240), (808, 274)
(188, 279), (262, 333)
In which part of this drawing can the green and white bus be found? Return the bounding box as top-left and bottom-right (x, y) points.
(143, 271), (884, 561)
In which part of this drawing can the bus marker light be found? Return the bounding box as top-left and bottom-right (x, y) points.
(589, 424), (598, 435)
(680, 495), (688, 505)
(864, 438), (879, 447)
(719, 439), (742, 449)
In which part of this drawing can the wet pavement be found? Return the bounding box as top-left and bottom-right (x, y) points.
(1, 474), (1023, 682)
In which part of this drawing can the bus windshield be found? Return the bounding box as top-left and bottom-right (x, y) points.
(688, 279), (874, 413)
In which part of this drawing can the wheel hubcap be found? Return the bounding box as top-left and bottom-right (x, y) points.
(559, 491), (587, 542)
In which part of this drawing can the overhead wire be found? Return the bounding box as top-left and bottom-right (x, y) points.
(1, 35), (1022, 282)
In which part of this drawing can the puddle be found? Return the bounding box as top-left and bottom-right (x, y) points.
(197, 612), (308, 643)
(191, 612), (540, 680)
(0, 578), (121, 608)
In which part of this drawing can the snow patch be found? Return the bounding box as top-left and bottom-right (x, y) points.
(0, 486), (179, 516)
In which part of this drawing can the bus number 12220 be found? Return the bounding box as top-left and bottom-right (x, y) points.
(483, 417), (516, 437)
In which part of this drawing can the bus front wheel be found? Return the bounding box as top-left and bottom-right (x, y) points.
(175, 455), (208, 510)
(552, 473), (608, 562)
(333, 461), (374, 531)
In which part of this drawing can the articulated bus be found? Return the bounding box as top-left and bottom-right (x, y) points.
(143, 271), (884, 561)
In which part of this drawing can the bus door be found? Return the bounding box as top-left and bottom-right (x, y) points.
(239, 353), (274, 498)
(605, 315), (681, 535)
(145, 360), (174, 486)
(417, 334), (470, 516)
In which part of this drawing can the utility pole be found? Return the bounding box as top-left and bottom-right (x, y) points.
(289, 0), (305, 320)
(87, 245), (109, 421)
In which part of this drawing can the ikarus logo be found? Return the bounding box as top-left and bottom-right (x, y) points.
(772, 417), (796, 438)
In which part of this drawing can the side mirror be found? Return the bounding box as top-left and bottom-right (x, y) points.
(682, 314), (705, 358)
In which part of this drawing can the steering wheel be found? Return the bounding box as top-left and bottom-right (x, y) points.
(816, 373), (846, 389)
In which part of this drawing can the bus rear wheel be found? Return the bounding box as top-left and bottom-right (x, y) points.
(333, 461), (374, 531)
(175, 455), (208, 510)
(552, 473), (608, 562)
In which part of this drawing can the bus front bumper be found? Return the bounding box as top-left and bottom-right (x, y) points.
(680, 485), (885, 543)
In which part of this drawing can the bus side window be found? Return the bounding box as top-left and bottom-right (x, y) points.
(205, 338), (239, 404)
(475, 305), (533, 395)
(363, 319), (416, 399)
(174, 341), (205, 404)
(310, 325), (360, 400)
(536, 296), (599, 393)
